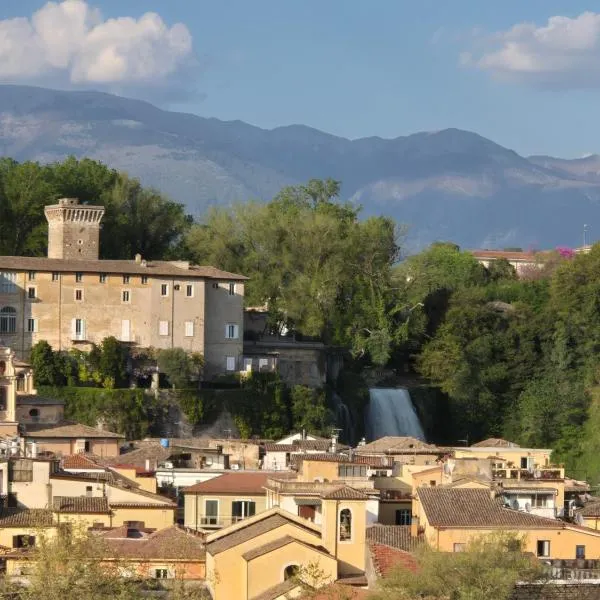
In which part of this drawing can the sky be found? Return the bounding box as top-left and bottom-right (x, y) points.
(2, 0), (600, 157)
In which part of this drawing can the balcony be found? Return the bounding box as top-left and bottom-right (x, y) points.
(196, 515), (251, 529)
(493, 467), (564, 480)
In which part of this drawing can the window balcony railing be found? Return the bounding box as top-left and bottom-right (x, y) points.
(493, 467), (564, 480)
(196, 515), (252, 528)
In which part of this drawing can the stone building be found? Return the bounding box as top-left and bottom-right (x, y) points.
(0, 198), (247, 378)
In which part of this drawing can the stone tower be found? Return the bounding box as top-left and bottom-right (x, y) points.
(44, 198), (105, 260)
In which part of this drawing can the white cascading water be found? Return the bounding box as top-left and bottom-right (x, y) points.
(366, 388), (425, 441)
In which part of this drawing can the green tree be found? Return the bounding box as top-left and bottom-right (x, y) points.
(157, 348), (204, 389)
(98, 337), (130, 389)
(29, 341), (63, 386)
(371, 533), (543, 600)
(291, 386), (330, 435)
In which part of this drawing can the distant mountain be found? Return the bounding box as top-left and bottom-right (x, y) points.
(1, 84), (599, 250)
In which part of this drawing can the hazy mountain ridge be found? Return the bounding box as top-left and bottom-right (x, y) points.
(1, 84), (599, 249)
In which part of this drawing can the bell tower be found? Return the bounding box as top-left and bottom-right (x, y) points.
(44, 198), (105, 260)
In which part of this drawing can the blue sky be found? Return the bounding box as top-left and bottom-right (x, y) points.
(2, 0), (600, 157)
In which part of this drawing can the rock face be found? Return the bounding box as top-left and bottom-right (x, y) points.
(1, 84), (600, 250)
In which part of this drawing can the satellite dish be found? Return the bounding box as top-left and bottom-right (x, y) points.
(524, 502), (532, 513)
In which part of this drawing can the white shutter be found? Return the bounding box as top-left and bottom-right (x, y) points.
(81, 319), (86, 340)
(234, 325), (239, 339)
(225, 324), (230, 338)
(71, 318), (76, 339)
(185, 321), (194, 337)
(226, 356), (236, 371)
(121, 320), (131, 342)
(159, 321), (169, 336)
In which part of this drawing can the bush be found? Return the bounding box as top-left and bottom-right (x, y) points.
(157, 348), (204, 389)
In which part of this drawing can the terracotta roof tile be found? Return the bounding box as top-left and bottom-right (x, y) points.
(53, 496), (110, 514)
(183, 472), (269, 495)
(206, 513), (318, 556)
(369, 542), (418, 576)
(295, 453), (389, 466)
(578, 502), (600, 517)
(24, 422), (123, 439)
(0, 256), (247, 280)
(250, 580), (299, 600)
(418, 488), (563, 528)
(62, 454), (103, 469)
(321, 486), (368, 500)
(0, 509), (54, 527)
(471, 438), (520, 448)
(242, 534), (328, 562)
(356, 436), (438, 454)
(366, 525), (422, 552)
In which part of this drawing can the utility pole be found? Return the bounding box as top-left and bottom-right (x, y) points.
(584, 224), (590, 249)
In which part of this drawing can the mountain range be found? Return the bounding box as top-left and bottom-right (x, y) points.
(0, 84), (599, 251)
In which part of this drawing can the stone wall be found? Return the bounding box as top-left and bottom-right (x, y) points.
(512, 582), (600, 600)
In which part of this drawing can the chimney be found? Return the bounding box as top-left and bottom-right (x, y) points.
(330, 433), (337, 454)
(135, 253), (142, 264)
(359, 437), (366, 447)
(145, 459), (151, 472)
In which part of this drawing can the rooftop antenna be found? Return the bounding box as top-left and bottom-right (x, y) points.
(457, 437), (469, 447)
(584, 224), (590, 248)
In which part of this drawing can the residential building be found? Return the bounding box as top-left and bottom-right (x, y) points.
(355, 436), (444, 466)
(262, 433), (349, 471)
(469, 250), (543, 277)
(0, 198), (247, 378)
(183, 471), (273, 530)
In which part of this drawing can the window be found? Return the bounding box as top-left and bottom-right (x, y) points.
(225, 324), (239, 339)
(228, 282), (235, 296)
(576, 545), (586, 559)
(231, 500), (256, 522)
(99, 273), (107, 283)
(0, 386), (6, 411)
(0, 272), (17, 294)
(141, 275), (148, 285)
(161, 284), (169, 297)
(12, 535), (35, 549)
(0, 307), (16, 333)
(75, 289), (83, 301)
(86, 486), (93, 498)
(532, 495), (551, 508)
(185, 321), (194, 337)
(339, 508), (352, 541)
(284, 565), (299, 580)
(27, 318), (37, 333)
(9, 459), (33, 483)
(338, 465), (367, 478)
(75, 272), (83, 283)
(52, 272), (59, 282)
(159, 321), (169, 336)
(537, 540), (550, 557)
(212, 282), (219, 289)
(27, 287), (36, 299)
(226, 356), (236, 371)
(453, 543), (466, 553)
(154, 569), (169, 579)
(122, 290), (130, 303)
(395, 509), (411, 525)
(204, 500), (218, 526)
(186, 284), (194, 297)
(429, 480), (437, 487)
(123, 275), (130, 284)
(73, 318), (86, 341)
(27, 271), (35, 281)
(28, 409), (39, 418)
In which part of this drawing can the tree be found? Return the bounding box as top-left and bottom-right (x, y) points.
(291, 386), (330, 435)
(30, 341), (63, 386)
(371, 533), (543, 600)
(157, 348), (204, 389)
(98, 337), (130, 389)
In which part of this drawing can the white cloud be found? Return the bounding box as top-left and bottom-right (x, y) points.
(0, 0), (193, 86)
(464, 12), (600, 88)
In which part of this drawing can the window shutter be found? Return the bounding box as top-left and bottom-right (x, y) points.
(233, 325), (239, 339)
(71, 318), (76, 339)
(81, 319), (86, 340)
(185, 321), (194, 337)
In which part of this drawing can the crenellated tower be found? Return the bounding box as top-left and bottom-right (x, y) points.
(44, 198), (105, 260)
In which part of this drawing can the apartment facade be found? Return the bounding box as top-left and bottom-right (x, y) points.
(0, 199), (247, 378)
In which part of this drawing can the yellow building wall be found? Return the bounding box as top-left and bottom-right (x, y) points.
(298, 460), (340, 483)
(110, 506), (175, 529)
(582, 517), (600, 531)
(26, 438), (120, 458)
(111, 467), (157, 494)
(210, 522), (323, 600)
(453, 448), (551, 467)
(184, 492), (267, 529)
(0, 526), (57, 548)
(246, 543), (337, 599)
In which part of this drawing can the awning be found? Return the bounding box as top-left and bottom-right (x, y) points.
(503, 488), (557, 495)
(295, 498), (322, 506)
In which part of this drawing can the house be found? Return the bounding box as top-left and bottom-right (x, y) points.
(183, 471), (273, 530)
(413, 487), (600, 560)
(205, 494), (369, 600)
(575, 501), (600, 530)
(262, 434), (349, 471)
(469, 250), (544, 277)
(355, 436), (443, 466)
(0, 508), (56, 549)
(454, 439), (552, 468)
(0, 197), (247, 379)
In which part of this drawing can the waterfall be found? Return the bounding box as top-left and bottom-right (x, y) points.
(365, 388), (425, 441)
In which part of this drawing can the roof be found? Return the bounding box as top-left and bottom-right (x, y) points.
(250, 580), (299, 600)
(295, 453), (389, 467)
(366, 525), (422, 552)
(16, 394), (64, 406)
(24, 422), (123, 439)
(418, 488), (563, 529)
(183, 472), (269, 495)
(471, 438), (520, 448)
(264, 440), (350, 453)
(103, 445), (171, 469)
(321, 486), (368, 500)
(356, 436), (439, 454)
(0, 256), (248, 281)
(577, 502), (600, 517)
(370, 542), (419, 577)
(98, 526), (205, 560)
(62, 454), (104, 470)
(53, 496), (110, 514)
(469, 250), (539, 261)
(206, 512), (319, 556)
(0, 508), (54, 528)
(242, 534), (328, 561)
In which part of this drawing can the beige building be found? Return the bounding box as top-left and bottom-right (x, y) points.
(0, 198), (247, 378)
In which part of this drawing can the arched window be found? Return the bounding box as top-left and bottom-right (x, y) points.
(0, 307), (16, 334)
(29, 409), (39, 418)
(339, 508), (352, 541)
(284, 565), (299, 580)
